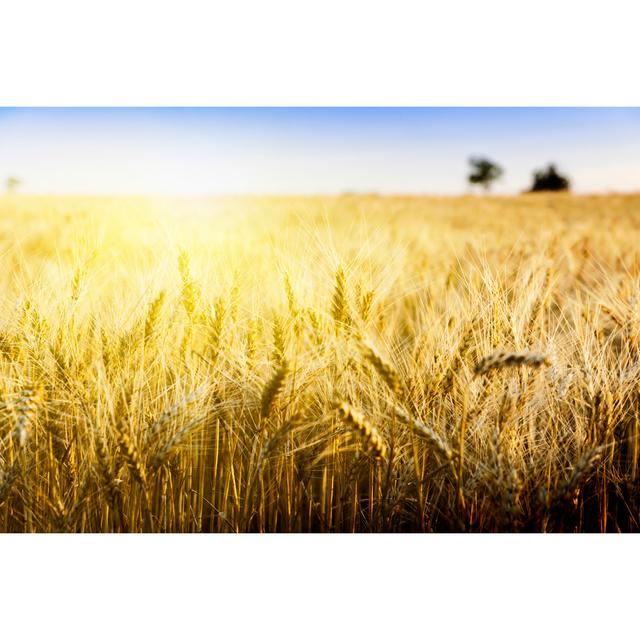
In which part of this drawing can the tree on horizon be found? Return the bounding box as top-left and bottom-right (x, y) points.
(5, 176), (22, 194)
(467, 156), (504, 193)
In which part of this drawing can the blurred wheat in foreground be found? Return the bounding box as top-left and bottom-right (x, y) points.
(1, 193), (640, 532)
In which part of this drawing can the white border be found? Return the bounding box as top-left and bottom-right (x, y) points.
(1, 1), (640, 105)
(0, 534), (637, 639)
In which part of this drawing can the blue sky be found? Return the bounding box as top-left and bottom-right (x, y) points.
(0, 108), (638, 195)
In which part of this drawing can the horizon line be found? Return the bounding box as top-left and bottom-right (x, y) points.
(2, 189), (639, 199)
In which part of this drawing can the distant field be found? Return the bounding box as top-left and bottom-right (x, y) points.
(1, 193), (639, 532)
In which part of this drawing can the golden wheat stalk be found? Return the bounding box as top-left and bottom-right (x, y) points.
(114, 421), (148, 489)
(245, 319), (259, 364)
(307, 308), (323, 346)
(13, 384), (44, 447)
(336, 401), (386, 461)
(49, 482), (70, 532)
(355, 284), (375, 323)
(94, 431), (121, 515)
(283, 273), (298, 320)
(555, 447), (604, 504)
(178, 250), (199, 319)
(148, 387), (205, 436)
(474, 351), (549, 375)
(362, 343), (403, 399)
(70, 264), (85, 302)
(394, 406), (454, 462)
(0, 458), (21, 504)
(439, 323), (474, 393)
(331, 266), (351, 328)
(144, 290), (166, 344)
(67, 471), (92, 531)
(208, 298), (226, 358)
(271, 316), (287, 366)
(260, 361), (289, 418)
(149, 418), (205, 470)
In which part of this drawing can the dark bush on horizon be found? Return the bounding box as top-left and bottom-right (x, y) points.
(528, 164), (570, 192)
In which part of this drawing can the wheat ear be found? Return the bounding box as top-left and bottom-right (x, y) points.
(336, 402), (386, 461)
(261, 360), (289, 418)
(475, 351), (549, 375)
(362, 343), (403, 399)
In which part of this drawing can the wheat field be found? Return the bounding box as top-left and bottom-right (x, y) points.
(1, 193), (639, 532)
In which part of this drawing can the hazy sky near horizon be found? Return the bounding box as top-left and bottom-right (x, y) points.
(0, 107), (638, 195)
